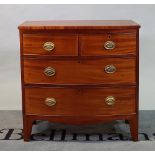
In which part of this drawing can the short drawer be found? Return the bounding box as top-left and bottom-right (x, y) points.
(23, 58), (136, 85)
(80, 33), (136, 56)
(25, 87), (136, 116)
(23, 34), (78, 56)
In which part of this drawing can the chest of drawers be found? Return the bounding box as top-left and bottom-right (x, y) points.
(18, 20), (140, 141)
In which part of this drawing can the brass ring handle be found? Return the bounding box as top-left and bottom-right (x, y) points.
(43, 42), (55, 51)
(105, 65), (116, 74)
(44, 67), (56, 77)
(105, 96), (115, 106)
(44, 97), (56, 107)
(104, 41), (116, 50)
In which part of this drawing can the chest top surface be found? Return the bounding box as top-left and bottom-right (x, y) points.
(18, 20), (140, 30)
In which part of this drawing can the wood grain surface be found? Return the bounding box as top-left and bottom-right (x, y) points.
(23, 34), (78, 56)
(23, 58), (136, 85)
(25, 87), (136, 115)
(80, 33), (136, 56)
(18, 20), (140, 30)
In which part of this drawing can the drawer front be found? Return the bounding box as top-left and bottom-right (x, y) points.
(23, 34), (78, 56)
(80, 33), (136, 56)
(25, 87), (136, 116)
(24, 58), (136, 84)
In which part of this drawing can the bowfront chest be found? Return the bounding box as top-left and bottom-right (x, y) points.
(18, 20), (140, 141)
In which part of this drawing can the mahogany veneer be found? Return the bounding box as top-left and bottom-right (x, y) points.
(81, 33), (136, 56)
(23, 34), (78, 56)
(24, 58), (136, 85)
(25, 87), (136, 116)
(18, 20), (140, 141)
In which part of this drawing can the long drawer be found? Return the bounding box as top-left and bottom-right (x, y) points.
(25, 87), (136, 116)
(23, 58), (136, 85)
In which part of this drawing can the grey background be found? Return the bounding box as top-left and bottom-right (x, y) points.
(0, 4), (153, 110)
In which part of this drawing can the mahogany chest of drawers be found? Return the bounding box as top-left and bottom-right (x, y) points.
(18, 20), (140, 141)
